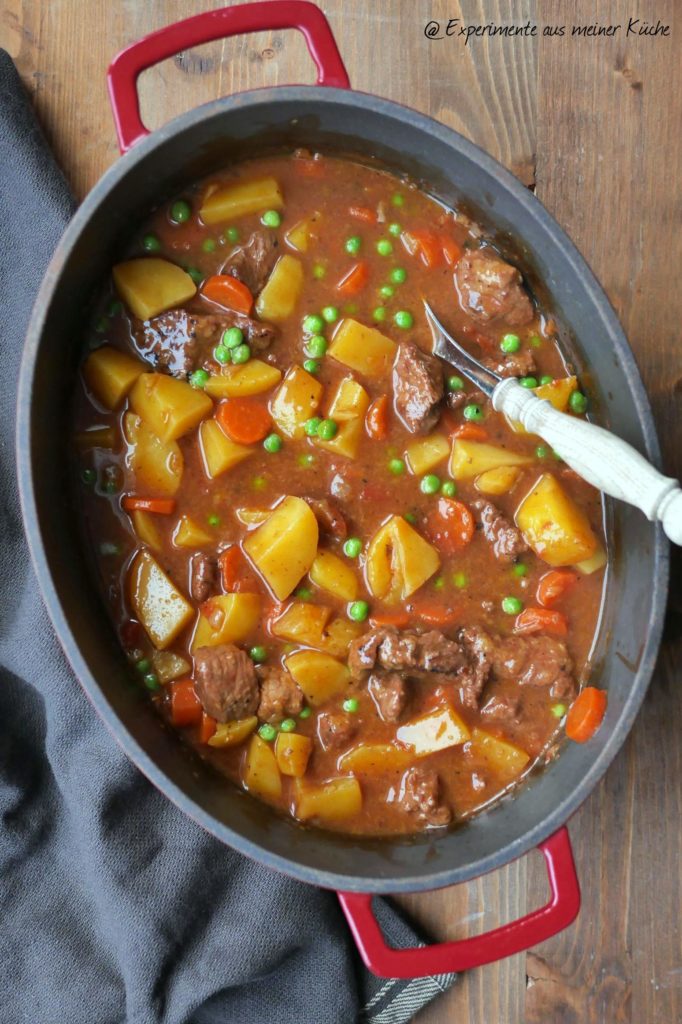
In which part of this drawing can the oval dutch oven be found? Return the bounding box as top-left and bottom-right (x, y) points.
(17, 0), (668, 978)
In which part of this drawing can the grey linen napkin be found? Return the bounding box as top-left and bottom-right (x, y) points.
(0, 50), (456, 1024)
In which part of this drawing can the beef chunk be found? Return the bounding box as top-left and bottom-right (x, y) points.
(455, 250), (533, 326)
(221, 230), (278, 295)
(368, 672), (408, 723)
(482, 349), (536, 379)
(132, 309), (276, 376)
(348, 629), (386, 678)
(448, 387), (486, 412)
(190, 553), (216, 603)
(256, 666), (304, 723)
(349, 627), (467, 679)
(472, 499), (529, 563)
(457, 625), (495, 708)
(481, 693), (523, 723)
(399, 767), (452, 827)
(375, 630), (421, 671)
(317, 711), (357, 751)
(491, 635), (576, 701)
(393, 342), (444, 434)
(304, 496), (348, 539)
(193, 644), (259, 722)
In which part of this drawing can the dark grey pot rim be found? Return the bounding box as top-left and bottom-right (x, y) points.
(17, 85), (669, 893)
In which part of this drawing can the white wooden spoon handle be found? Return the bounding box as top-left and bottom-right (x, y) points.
(493, 377), (682, 545)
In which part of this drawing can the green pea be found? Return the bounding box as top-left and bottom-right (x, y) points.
(388, 222), (402, 236)
(420, 474), (440, 495)
(214, 345), (230, 365)
(318, 418), (338, 441)
(202, 238), (217, 253)
(513, 563), (528, 577)
(249, 645), (268, 663)
(403, 511), (417, 524)
(186, 266), (203, 285)
(536, 445), (548, 459)
(81, 468), (96, 485)
(501, 595), (523, 615)
(207, 514), (221, 527)
(388, 458), (405, 475)
(189, 369), (209, 389)
(453, 571), (468, 589)
(343, 697), (360, 713)
(280, 718), (297, 732)
(463, 404), (484, 422)
(343, 537), (362, 558)
(348, 601), (369, 622)
(299, 706), (312, 720)
(103, 481), (118, 496)
(251, 475), (267, 491)
(303, 313), (325, 335)
(373, 306), (388, 322)
(394, 310), (413, 329)
(343, 303), (358, 315)
(391, 193), (405, 207)
(379, 285), (395, 299)
(551, 703), (567, 719)
(263, 433), (282, 453)
(304, 417), (322, 437)
(231, 344), (251, 364)
(297, 453), (315, 468)
(143, 672), (161, 691)
(296, 587), (313, 601)
(539, 375), (553, 386)
(433, 576), (445, 591)
(258, 723), (277, 742)
(261, 209), (281, 228)
(225, 226), (240, 243)
(530, 335), (542, 348)
(223, 326), (244, 348)
(447, 375), (464, 392)
(135, 658), (151, 674)
(500, 333), (521, 353)
(377, 239), (393, 256)
(569, 391), (588, 415)
(520, 376), (538, 389)
(303, 359), (319, 374)
(108, 300), (123, 316)
(170, 199), (191, 224)
(321, 306), (339, 324)
(95, 316), (109, 333)
(441, 480), (457, 497)
(312, 263), (326, 279)
(142, 233), (161, 254)
(345, 236), (362, 256)
(390, 267), (407, 284)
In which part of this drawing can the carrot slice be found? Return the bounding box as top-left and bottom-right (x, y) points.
(349, 205), (377, 224)
(368, 609), (411, 629)
(199, 711), (217, 744)
(427, 497), (475, 554)
(514, 606), (568, 638)
(401, 229), (444, 269)
(218, 544), (260, 593)
(412, 600), (462, 628)
(537, 570), (579, 608)
(216, 397), (272, 445)
(122, 496), (175, 515)
(441, 235), (463, 265)
(450, 423), (489, 441)
(365, 395), (389, 440)
(566, 687), (607, 743)
(337, 260), (369, 296)
(202, 274), (253, 314)
(170, 679), (202, 727)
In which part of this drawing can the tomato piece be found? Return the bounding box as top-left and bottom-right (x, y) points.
(365, 395), (389, 440)
(565, 687), (607, 742)
(514, 606), (569, 637)
(219, 545), (259, 593)
(427, 497), (475, 553)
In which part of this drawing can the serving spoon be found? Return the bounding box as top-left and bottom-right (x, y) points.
(423, 301), (682, 545)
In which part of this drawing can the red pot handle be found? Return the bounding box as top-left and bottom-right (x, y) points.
(107, 0), (350, 154)
(337, 826), (580, 978)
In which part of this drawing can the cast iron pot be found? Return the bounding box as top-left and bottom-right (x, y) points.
(17, 1), (669, 977)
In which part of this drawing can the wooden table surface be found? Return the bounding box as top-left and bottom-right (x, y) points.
(4, 1), (681, 1020)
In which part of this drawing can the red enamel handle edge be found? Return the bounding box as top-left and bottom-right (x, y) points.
(107, 0), (350, 154)
(337, 826), (580, 978)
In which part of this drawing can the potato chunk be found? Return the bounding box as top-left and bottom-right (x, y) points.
(405, 433), (450, 475)
(271, 602), (332, 648)
(469, 727), (530, 779)
(285, 650), (350, 705)
(507, 376), (578, 435)
(128, 550), (193, 650)
(200, 177), (283, 224)
(173, 515), (213, 548)
(151, 650), (190, 684)
(275, 732), (313, 777)
(365, 515), (440, 604)
(284, 213), (320, 253)
(515, 472), (598, 565)
(270, 366), (323, 439)
(129, 373), (212, 443)
(475, 465), (521, 496)
(338, 743), (413, 775)
(204, 359), (282, 399)
(113, 258), (197, 320)
(243, 734), (282, 801)
(130, 509), (163, 552)
(191, 593), (261, 650)
(255, 255), (304, 322)
(243, 496), (318, 599)
(123, 412), (183, 496)
(450, 439), (533, 481)
(313, 376), (370, 459)
(575, 546), (607, 575)
(328, 318), (397, 378)
(294, 776), (362, 823)
(208, 716), (258, 748)
(199, 419), (253, 479)
(309, 549), (358, 602)
(83, 345), (146, 410)
(396, 705), (471, 754)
